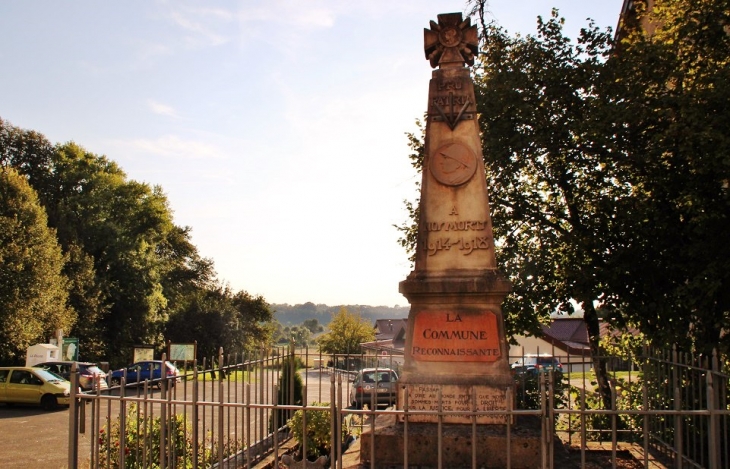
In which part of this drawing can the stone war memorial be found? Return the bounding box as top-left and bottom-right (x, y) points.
(359, 13), (541, 468)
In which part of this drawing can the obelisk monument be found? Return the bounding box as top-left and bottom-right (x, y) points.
(397, 12), (513, 423)
(360, 14), (542, 467)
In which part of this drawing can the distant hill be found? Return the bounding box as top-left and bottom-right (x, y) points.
(271, 302), (409, 327)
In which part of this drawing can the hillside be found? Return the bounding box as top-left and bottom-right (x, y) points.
(271, 302), (409, 327)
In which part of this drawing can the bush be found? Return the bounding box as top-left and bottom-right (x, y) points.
(287, 402), (349, 461)
(513, 370), (567, 410)
(99, 403), (240, 468)
(270, 357), (304, 432)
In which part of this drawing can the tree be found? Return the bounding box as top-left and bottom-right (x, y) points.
(439, 0), (727, 404)
(1, 118), (248, 363)
(0, 168), (74, 363)
(302, 318), (323, 334)
(475, 10), (621, 407)
(317, 307), (375, 356)
(601, 0), (730, 355)
(165, 285), (273, 361)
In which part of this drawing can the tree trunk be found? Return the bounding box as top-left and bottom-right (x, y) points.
(582, 300), (613, 410)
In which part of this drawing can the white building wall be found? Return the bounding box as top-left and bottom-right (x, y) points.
(510, 335), (593, 373)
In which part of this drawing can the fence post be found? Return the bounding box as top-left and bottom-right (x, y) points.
(119, 372), (127, 468)
(642, 343), (649, 469)
(330, 374), (336, 469)
(540, 372), (547, 469)
(706, 371), (719, 469)
(548, 370), (554, 469)
(160, 352), (167, 469)
(289, 341), (295, 424)
(67, 361), (79, 469)
(611, 381), (617, 469)
(672, 346), (682, 469)
(192, 359), (199, 468)
(217, 347), (225, 466)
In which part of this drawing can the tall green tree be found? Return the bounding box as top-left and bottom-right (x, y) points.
(317, 307), (375, 356)
(165, 285), (273, 361)
(601, 0), (730, 355)
(476, 11), (620, 406)
(0, 168), (74, 363)
(1, 119), (222, 362)
(48, 142), (175, 360)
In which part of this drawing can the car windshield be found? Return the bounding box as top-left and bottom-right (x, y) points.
(34, 369), (66, 382)
(85, 366), (104, 374)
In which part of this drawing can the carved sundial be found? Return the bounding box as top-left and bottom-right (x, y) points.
(424, 13), (478, 68)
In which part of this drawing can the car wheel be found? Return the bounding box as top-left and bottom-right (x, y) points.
(41, 394), (58, 411)
(111, 377), (121, 387)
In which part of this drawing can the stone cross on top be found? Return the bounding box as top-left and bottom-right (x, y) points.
(424, 13), (478, 68)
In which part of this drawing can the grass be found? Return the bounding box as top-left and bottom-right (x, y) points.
(179, 369), (255, 383)
(564, 370), (641, 382)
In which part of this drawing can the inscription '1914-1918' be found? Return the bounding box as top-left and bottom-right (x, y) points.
(427, 236), (490, 256)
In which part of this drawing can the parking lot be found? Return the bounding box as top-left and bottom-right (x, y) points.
(0, 368), (350, 468)
(0, 403), (85, 468)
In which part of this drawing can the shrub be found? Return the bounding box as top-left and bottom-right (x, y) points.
(270, 357), (304, 432)
(287, 402), (349, 461)
(99, 403), (240, 468)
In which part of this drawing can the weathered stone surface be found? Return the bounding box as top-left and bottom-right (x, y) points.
(398, 384), (508, 424)
(360, 414), (542, 469)
(398, 12), (513, 388)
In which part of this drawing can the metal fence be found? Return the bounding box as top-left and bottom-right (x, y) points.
(67, 345), (729, 468)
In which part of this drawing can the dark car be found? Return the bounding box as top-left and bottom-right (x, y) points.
(34, 361), (109, 391)
(109, 360), (179, 388)
(349, 368), (398, 409)
(511, 355), (563, 375)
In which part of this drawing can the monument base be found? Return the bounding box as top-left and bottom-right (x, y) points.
(359, 414), (542, 469)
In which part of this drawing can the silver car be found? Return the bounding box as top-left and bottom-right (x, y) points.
(34, 361), (109, 391)
(349, 368), (398, 409)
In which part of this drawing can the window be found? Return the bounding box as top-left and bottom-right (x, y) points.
(10, 370), (32, 384)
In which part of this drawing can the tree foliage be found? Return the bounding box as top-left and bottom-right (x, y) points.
(0, 118), (274, 365)
(476, 11), (620, 406)
(473, 1), (729, 355)
(317, 307), (375, 355)
(0, 168), (73, 363)
(165, 285), (273, 361)
(602, 0), (730, 354)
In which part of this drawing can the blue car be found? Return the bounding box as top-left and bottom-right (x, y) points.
(109, 360), (179, 388)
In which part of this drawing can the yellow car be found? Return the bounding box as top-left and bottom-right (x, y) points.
(0, 366), (71, 410)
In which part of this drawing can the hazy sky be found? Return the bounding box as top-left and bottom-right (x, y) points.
(1, 1), (623, 307)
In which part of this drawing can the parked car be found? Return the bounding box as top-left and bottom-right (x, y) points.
(109, 360), (180, 388)
(349, 368), (399, 409)
(0, 366), (71, 410)
(34, 361), (108, 391)
(511, 355), (563, 375)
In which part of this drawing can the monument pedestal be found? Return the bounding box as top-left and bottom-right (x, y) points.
(360, 414), (542, 469)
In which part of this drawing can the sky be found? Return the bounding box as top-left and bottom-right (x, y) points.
(0, 0), (623, 308)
